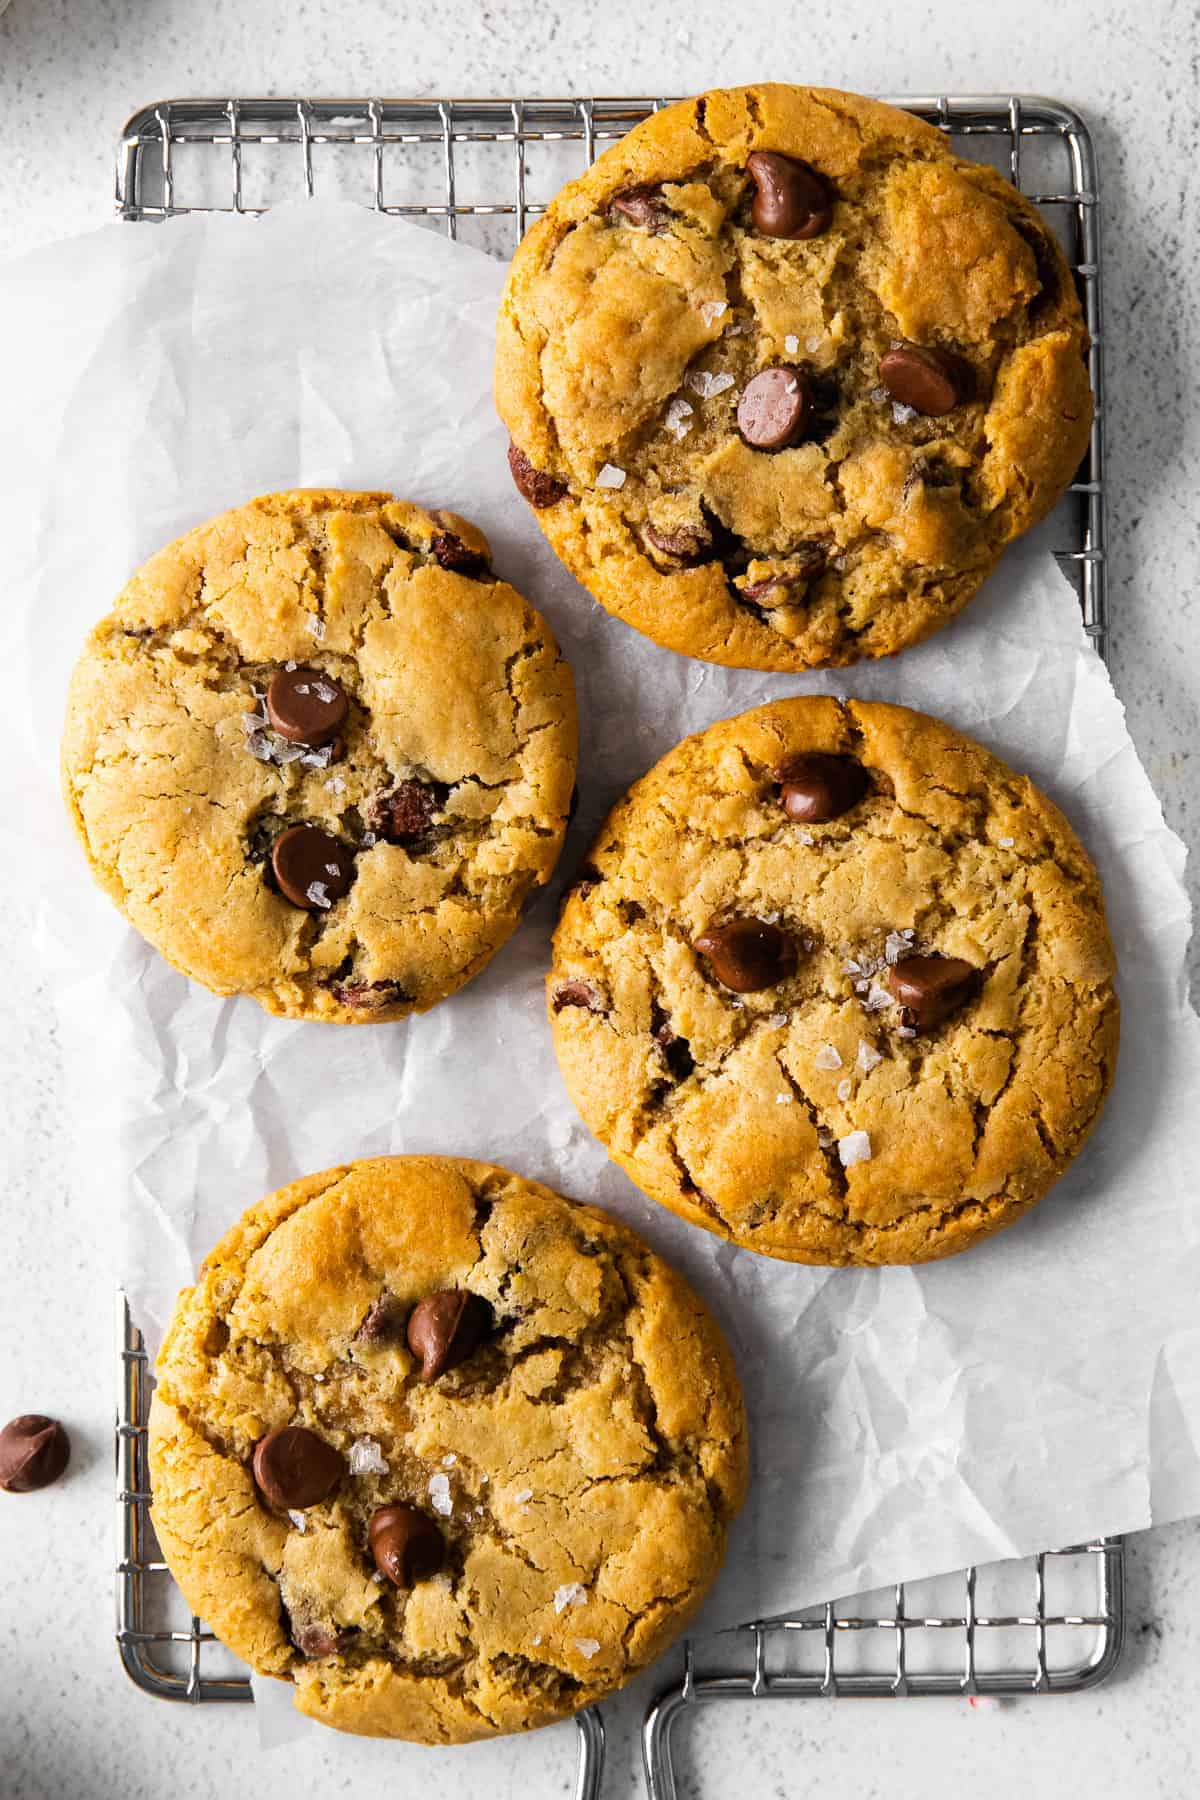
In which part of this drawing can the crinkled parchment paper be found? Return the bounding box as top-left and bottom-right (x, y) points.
(3, 203), (1200, 1677)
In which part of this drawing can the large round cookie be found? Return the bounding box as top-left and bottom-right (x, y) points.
(549, 699), (1118, 1265)
(497, 84), (1091, 670)
(62, 491), (577, 1022)
(148, 1156), (747, 1742)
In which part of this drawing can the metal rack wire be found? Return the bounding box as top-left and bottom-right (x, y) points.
(113, 92), (1118, 1794)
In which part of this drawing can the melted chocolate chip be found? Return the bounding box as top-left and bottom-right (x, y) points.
(369, 1505), (444, 1588)
(888, 954), (979, 1031)
(774, 752), (870, 824)
(291, 1619), (352, 1659)
(508, 442), (568, 508)
(551, 978), (605, 1014)
(655, 1024), (695, 1081)
(358, 1293), (407, 1343)
(327, 977), (411, 1010)
(746, 151), (833, 239)
(431, 530), (489, 576)
(368, 779), (448, 846)
(266, 667), (349, 747)
(644, 521), (712, 565)
(252, 1427), (344, 1511)
(0, 1415), (70, 1493)
(694, 918), (799, 992)
(407, 1290), (493, 1382)
(609, 184), (672, 230)
(737, 366), (813, 450)
(270, 825), (356, 910)
(879, 343), (972, 416)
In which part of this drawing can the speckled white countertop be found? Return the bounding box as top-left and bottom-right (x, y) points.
(2, 2), (1198, 1794)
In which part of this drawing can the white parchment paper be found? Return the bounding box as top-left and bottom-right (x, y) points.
(4, 202), (1200, 1661)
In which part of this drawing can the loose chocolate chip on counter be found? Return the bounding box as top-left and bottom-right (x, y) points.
(737, 367), (813, 450)
(431, 530), (489, 576)
(357, 1293), (407, 1344)
(644, 522), (712, 565)
(252, 1426), (345, 1511)
(746, 150), (832, 239)
(879, 343), (971, 416)
(368, 778), (449, 847)
(694, 918), (799, 993)
(0, 1415), (70, 1493)
(407, 1290), (493, 1382)
(508, 442), (568, 509)
(774, 752), (870, 824)
(609, 184), (672, 230)
(887, 955), (979, 1031)
(266, 667), (349, 748)
(270, 824), (356, 910)
(291, 1618), (352, 1659)
(551, 978), (605, 1014)
(369, 1505), (445, 1588)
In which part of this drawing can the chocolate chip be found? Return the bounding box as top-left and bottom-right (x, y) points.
(0, 1415), (70, 1493)
(357, 1293), (407, 1343)
(270, 824), (356, 910)
(887, 955), (979, 1031)
(693, 918), (799, 992)
(368, 779), (448, 847)
(266, 667), (349, 748)
(737, 367), (812, 450)
(369, 1505), (444, 1588)
(551, 978), (604, 1014)
(572, 864), (603, 898)
(252, 1426), (344, 1511)
(746, 151), (832, 239)
(655, 1024), (695, 1081)
(431, 530), (489, 576)
(406, 1290), (492, 1382)
(1012, 215), (1062, 312)
(740, 543), (827, 603)
(609, 184), (671, 230)
(644, 521), (712, 565)
(774, 752), (870, 824)
(879, 343), (971, 416)
(508, 442), (567, 508)
(328, 977), (410, 1010)
(291, 1618), (351, 1659)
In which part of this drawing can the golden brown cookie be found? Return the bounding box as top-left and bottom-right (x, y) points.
(497, 84), (1091, 670)
(148, 1156), (747, 1742)
(61, 491), (577, 1021)
(548, 699), (1118, 1264)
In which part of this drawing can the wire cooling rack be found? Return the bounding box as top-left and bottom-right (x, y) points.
(114, 92), (1119, 1795)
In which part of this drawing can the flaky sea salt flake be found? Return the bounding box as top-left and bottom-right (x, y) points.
(596, 463), (626, 489)
(884, 931), (913, 965)
(349, 1437), (389, 1477)
(664, 395), (695, 438)
(575, 1638), (601, 1659)
(836, 1076), (853, 1102)
(796, 830), (814, 845)
(838, 1130), (872, 1168)
(892, 401), (918, 425)
(699, 299), (727, 327)
(325, 776), (346, 794)
(306, 612), (325, 639)
(553, 1582), (587, 1614)
(784, 334), (800, 354)
(442, 1453), (457, 1467)
(814, 1043), (842, 1071)
(998, 836), (1015, 848)
(428, 1473), (453, 1517)
(685, 369), (736, 400)
(775, 1092), (792, 1105)
(288, 1510), (309, 1534)
(857, 1040), (883, 1074)
(513, 1487), (533, 1504)
(306, 881), (331, 909)
(862, 981), (892, 1013)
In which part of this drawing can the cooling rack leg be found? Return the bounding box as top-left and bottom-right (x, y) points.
(574, 1705), (606, 1800)
(642, 1684), (690, 1800)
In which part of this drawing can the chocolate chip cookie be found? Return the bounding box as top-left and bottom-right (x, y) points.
(61, 491), (577, 1021)
(549, 698), (1118, 1265)
(148, 1156), (747, 1741)
(497, 84), (1091, 670)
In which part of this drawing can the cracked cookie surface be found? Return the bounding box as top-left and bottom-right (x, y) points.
(61, 490), (578, 1022)
(148, 1155), (747, 1742)
(548, 699), (1119, 1265)
(496, 84), (1092, 670)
